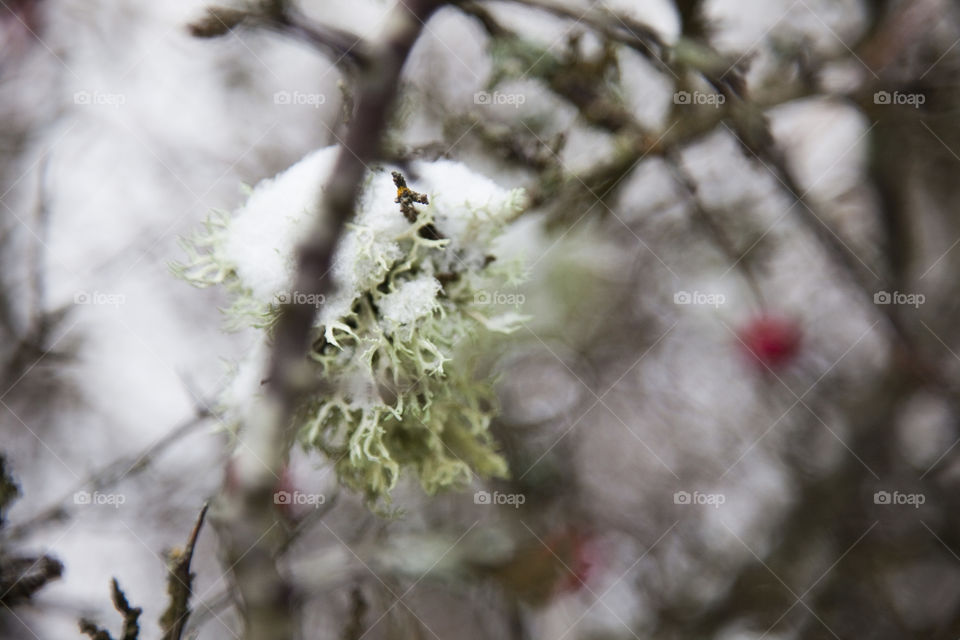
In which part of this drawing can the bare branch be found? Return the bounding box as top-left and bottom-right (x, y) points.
(7, 409), (210, 541)
(79, 578), (142, 640)
(189, 1), (372, 71)
(159, 504), (209, 640)
(209, 2), (444, 639)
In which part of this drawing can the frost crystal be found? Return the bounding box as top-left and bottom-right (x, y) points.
(174, 146), (530, 504)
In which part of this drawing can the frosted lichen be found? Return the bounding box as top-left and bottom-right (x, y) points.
(174, 146), (530, 504)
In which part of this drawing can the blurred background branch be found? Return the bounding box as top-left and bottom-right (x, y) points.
(5, 0), (960, 638)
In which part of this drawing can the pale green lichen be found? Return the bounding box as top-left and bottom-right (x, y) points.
(173, 146), (530, 504)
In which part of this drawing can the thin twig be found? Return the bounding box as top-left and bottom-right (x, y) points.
(159, 504), (209, 640)
(665, 153), (766, 305)
(79, 578), (142, 640)
(189, 1), (372, 71)
(7, 409), (210, 540)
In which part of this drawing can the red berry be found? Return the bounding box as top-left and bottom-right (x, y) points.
(543, 529), (597, 595)
(558, 532), (597, 594)
(737, 314), (802, 369)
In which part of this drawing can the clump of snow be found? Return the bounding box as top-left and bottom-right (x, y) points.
(222, 146), (339, 304)
(379, 275), (442, 333)
(412, 159), (529, 266)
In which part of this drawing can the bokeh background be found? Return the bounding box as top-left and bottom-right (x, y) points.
(3, 0), (960, 638)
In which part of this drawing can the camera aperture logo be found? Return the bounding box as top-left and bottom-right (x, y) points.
(74, 291), (125, 308)
(873, 290), (924, 308)
(474, 91), (526, 108)
(273, 490), (326, 508)
(73, 90), (126, 108)
(474, 290), (525, 305)
(275, 291), (326, 307)
(873, 91), (925, 109)
(674, 490), (725, 508)
(74, 491), (126, 508)
(674, 90), (725, 108)
(273, 90), (326, 108)
(474, 490), (525, 509)
(674, 290), (726, 308)
(874, 490), (924, 509)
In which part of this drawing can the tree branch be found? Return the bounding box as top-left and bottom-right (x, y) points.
(159, 503), (209, 640)
(209, 2), (443, 639)
(189, 1), (372, 71)
(79, 578), (142, 640)
(7, 409), (210, 541)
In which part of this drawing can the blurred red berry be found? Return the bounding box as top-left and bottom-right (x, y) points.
(737, 313), (802, 370)
(552, 530), (597, 594)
